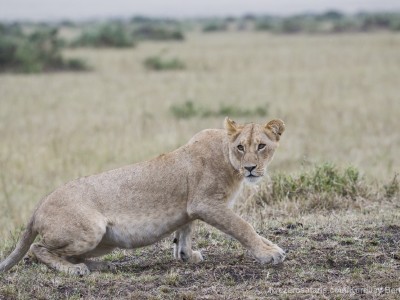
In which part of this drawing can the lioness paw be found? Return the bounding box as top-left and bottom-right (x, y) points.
(254, 244), (286, 265)
(67, 263), (90, 276)
(259, 237), (286, 264)
(191, 250), (204, 263)
(176, 250), (203, 263)
(270, 245), (286, 264)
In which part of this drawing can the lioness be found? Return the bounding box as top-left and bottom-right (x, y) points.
(0, 118), (286, 275)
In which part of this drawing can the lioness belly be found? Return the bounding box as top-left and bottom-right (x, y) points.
(103, 211), (189, 249)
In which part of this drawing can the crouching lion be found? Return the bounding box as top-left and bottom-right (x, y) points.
(0, 117), (286, 275)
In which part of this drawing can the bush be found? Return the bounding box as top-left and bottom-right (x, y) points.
(203, 23), (228, 32)
(212, 103), (267, 118)
(64, 58), (88, 71)
(144, 55), (185, 71)
(269, 164), (364, 201)
(170, 101), (268, 119)
(133, 26), (184, 41)
(72, 23), (135, 48)
(0, 27), (87, 73)
(239, 164), (399, 214)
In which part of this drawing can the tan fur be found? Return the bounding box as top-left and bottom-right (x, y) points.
(0, 118), (286, 275)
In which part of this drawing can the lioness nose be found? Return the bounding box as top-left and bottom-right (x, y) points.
(244, 165), (256, 172)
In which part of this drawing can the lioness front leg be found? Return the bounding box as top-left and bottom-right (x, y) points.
(192, 204), (285, 264)
(173, 222), (203, 263)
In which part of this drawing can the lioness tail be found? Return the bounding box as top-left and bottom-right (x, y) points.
(0, 217), (37, 272)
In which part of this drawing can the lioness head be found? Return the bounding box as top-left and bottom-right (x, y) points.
(224, 117), (285, 183)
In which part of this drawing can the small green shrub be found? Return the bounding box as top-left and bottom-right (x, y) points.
(215, 103), (267, 118)
(144, 56), (185, 71)
(170, 101), (268, 119)
(65, 58), (88, 71)
(384, 174), (399, 199)
(72, 23), (135, 48)
(255, 20), (275, 31)
(170, 101), (199, 119)
(202, 23), (228, 32)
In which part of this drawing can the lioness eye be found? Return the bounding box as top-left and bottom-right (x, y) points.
(237, 145), (244, 151)
(258, 144), (266, 150)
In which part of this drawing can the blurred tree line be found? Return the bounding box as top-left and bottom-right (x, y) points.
(1, 11), (399, 73)
(251, 11), (400, 33)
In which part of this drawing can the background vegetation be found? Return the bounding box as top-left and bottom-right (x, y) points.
(0, 25), (87, 73)
(0, 10), (399, 299)
(144, 55), (185, 71)
(71, 23), (135, 48)
(2, 11), (400, 73)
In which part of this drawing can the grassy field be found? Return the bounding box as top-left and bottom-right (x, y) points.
(0, 32), (399, 299)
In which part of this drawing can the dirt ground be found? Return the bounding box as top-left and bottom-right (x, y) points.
(1, 198), (399, 300)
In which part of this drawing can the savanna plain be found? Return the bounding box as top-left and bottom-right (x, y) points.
(0, 32), (399, 299)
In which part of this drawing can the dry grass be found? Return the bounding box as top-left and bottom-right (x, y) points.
(0, 32), (399, 299)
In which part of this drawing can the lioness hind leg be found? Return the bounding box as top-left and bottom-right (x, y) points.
(173, 222), (203, 263)
(30, 243), (90, 276)
(68, 244), (117, 272)
(31, 209), (108, 275)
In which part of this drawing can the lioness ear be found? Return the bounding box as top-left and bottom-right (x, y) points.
(265, 119), (285, 141)
(224, 117), (238, 136)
